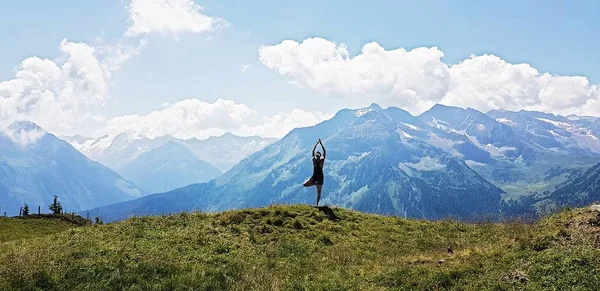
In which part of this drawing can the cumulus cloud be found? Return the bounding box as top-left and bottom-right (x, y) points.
(98, 98), (331, 139)
(259, 37), (600, 116)
(445, 54), (600, 116)
(0, 37), (147, 138)
(239, 109), (333, 138)
(0, 39), (111, 134)
(125, 0), (228, 37)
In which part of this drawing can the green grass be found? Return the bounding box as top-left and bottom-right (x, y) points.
(1, 205), (600, 290)
(0, 216), (78, 243)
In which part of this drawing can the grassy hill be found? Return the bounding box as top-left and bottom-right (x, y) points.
(1, 204), (600, 290)
(0, 216), (79, 243)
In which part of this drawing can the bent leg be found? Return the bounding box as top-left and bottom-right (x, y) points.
(303, 178), (315, 187)
(316, 184), (322, 206)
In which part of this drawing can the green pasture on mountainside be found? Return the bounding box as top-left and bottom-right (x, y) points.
(1, 205), (600, 290)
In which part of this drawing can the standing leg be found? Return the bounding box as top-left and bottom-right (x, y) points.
(316, 184), (322, 207)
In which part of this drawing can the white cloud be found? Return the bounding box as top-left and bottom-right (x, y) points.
(125, 0), (228, 38)
(98, 98), (331, 139)
(1, 124), (46, 147)
(0, 39), (110, 134)
(241, 64), (250, 74)
(444, 54), (600, 116)
(239, 109), (333, 138)
(96, 38), (148, 71)
(0, 38), (145, 137)
(259, 37), (600, 116)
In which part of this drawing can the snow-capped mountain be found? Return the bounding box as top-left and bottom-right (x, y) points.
(89, 104), (505, 222)
(0, 121), (144, 216)
(417, 106), (600, 201)
(487, 109), (600, 154)
(61, 132), (276, 194)
(419, 104), (533, 165)
(65, 133), (276, 173)
(180, 133), (278, 172)
(84, 104), (600, 222)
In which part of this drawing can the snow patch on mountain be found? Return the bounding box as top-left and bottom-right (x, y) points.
(345, 152), (371, 163)
(495, 118), (517, 126)
(73, 134), (119, 160)
(535, 117), (574, 131)
(397, 129), (414, 139)
(466, 134), (516, 157)
(549, 130), (560, 137)
(465, 160), (487, 167)
(427, 118), (450, 131)
(403, 156), (446, 171)
(402, 122), (421, 131)
(354, 108), (373, 117)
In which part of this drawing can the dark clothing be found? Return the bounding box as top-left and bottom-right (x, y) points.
(310, 157), (324, 185)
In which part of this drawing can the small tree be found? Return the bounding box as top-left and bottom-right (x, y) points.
(22, 204), (30, 216)
(94, 216), (104, 225)
(48, 196), (62, 215)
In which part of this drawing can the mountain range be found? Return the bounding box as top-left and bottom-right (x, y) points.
(0, 122), (144, 216)
(61, 132), (276, 193)
(87, 103), (600, 222)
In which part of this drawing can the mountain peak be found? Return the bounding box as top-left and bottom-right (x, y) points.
(368, 103), (382, 110)
(220, 132), (237, 138)
(353, 103), (384, 117)
(430, 103), (460, 110)
(419, 103), (465, 119)
(8, 120), (44, 132)
(203, 132), (239, 142)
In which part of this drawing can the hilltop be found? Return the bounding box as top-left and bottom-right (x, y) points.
(1, 204), (600, 290)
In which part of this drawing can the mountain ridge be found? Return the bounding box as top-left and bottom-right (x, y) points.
(74, 103), (600, 222)
(119, 141), (222, 193)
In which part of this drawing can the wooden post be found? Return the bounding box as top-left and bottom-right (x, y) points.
(19, 207), (22, 217)
(38, 206), (41, 218)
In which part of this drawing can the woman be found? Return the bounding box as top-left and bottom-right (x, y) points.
(303, 138), (326, 206)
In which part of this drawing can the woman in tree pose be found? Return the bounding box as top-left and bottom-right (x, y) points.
(303, 138), (326, 206)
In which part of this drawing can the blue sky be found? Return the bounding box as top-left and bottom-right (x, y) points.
(1, 0), (599, 138)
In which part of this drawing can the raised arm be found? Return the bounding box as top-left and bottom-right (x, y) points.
(319, 140), (326, 159)
(312, 140), (319, 157)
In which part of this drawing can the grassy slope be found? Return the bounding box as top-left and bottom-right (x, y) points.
(1, 205), (600, 290)
(0, 217), (76, 243)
